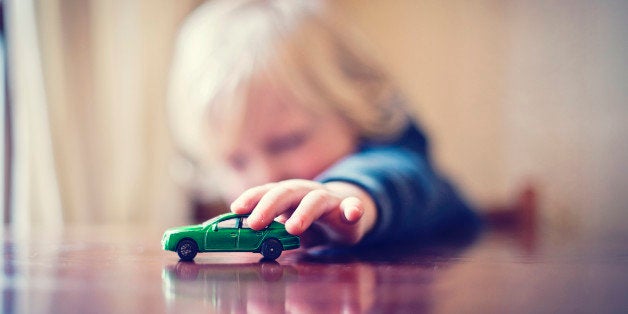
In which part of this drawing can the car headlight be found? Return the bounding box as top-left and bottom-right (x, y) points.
(161, 232), (170, 248)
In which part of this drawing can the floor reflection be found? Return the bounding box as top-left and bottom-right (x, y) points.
(162, 260), (294, 313)
(161, 235), (478, 313)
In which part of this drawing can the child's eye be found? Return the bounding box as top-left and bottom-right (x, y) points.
(227, 154), (248, 172)
(266, 131), (309, 155)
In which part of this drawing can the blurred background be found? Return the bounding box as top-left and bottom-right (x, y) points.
(3, 0), (627, 240)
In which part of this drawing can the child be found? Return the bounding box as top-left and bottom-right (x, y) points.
(168, 0), (478, 248)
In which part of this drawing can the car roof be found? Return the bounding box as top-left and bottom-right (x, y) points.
(215, 212), (249, 221)
(202, 212), (249, 226)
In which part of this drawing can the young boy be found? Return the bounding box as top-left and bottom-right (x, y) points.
(168, 0), (478, 248)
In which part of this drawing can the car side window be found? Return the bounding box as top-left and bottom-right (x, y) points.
(241, 217), (250, 229)
(240, 218), (269, 229)
(216, 218), (237, 229)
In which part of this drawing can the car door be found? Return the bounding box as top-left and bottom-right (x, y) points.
(205, 217), (238, 250)
(237, 217), (265, 250)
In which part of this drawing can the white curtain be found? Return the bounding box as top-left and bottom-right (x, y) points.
(6, 0), (63, 234)
(5, 0), (203, 232)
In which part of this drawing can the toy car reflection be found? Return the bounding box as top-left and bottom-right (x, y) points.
(162, 213), (300, 261)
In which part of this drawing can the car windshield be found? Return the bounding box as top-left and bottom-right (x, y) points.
(201, 213), (233, 227)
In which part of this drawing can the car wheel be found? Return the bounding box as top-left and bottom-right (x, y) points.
(261, 238), (283, 260)
(176, 238), (198, 261)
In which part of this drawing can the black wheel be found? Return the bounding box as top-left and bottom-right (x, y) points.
(261, 238), (283, 260)
(176, 238), (198, 261)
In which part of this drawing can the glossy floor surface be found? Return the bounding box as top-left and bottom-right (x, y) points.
(1, 224), (626, 313)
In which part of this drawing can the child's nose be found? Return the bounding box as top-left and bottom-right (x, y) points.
(265, 164), (292, 183)
(252, 157), (291, 184)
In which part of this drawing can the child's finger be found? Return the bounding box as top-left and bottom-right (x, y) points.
(340, 196), (364, 224)
(247, 183), (312, 230)
(285, 189), (339, 235)
(230, 183), (277, 213)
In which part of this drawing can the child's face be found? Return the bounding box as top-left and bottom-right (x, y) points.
(212, 81), (359, 201)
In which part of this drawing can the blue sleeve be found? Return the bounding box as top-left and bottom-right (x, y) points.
(316, 145), (480, 246)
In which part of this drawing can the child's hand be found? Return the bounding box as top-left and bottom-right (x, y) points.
(230, 179), (377, 247)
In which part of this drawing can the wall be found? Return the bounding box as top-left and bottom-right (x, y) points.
(337, 0), (628, 238)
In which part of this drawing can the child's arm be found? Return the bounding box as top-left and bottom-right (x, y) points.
(232, 125), (479, 247)
(317, 145), (480, 246)
(231, 179), (377, 246)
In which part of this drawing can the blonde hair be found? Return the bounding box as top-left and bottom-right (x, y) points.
(168, 0), (408, 161)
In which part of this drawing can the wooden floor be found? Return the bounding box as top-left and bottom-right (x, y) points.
(2, 223), (626, 313)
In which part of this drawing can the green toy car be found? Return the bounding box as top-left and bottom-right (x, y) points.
(162, 213), (300, 261)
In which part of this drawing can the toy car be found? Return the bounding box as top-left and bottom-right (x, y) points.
(162, 213), (300, 261)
